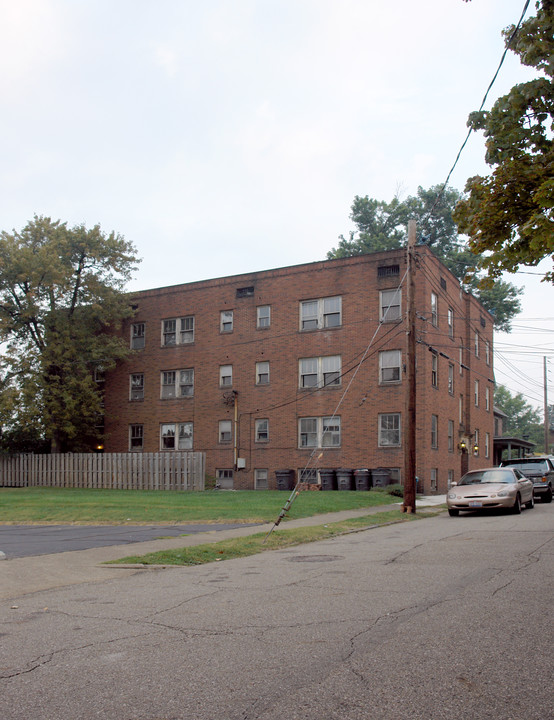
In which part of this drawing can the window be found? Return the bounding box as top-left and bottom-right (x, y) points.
(379, 350), (401, 383)
(236, 286), (254, 298)
(219, 420), (232, 443)
(447, 308), (454, 338)
(448, 420), (454, 453)
(431, 292), (438, 326)
(485, 341), (490, 366)
(380, 289), (401, 322)
(299, 468), (318, 483)
(485, 432), (490, 459)
(160, 422), (193, 450)
(131, 323), (145, 350)
(474, 379), (479, 407)
(130, 373), (144, 401)
(217, 469), (234, 489)
(220, 310), (233, 332)
(448, 470), (454, 488)
(255, 418), (269, 442)
(256, 361), (269, 385)
(219, 365), (233, 387)
(257, 305), (270, 328)
(299, 416), (341, 448)
(475, 331), (479, 357)
(299, 356), (341, 388)
(485, 386), (490, 412)
(431, 414), (438, 449)
(430, 468), (437, 492)
(162, 316), (194, 346)
(161, 369), (194, 398)
(448, 363), (454, 395)
(300, 296), (342, 330)
(254, 469), (268, 490)
(431, 352), (438, 388)
(378, 413), (401, 447)
(129, 424), (143, 451)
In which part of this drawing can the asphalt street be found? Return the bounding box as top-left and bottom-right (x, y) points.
(0, 501), (552, 720)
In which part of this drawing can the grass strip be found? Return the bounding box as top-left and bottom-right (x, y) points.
(0, 487), (400, 524)
(108, 509), (441, 566)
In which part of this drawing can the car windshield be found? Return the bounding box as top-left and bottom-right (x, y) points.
(459, 470), (516, 485)
(503, 460), (548, 473)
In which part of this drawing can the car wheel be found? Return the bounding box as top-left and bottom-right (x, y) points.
(525, 494), (535, 510)
(511, 494), (521, 514)
(448, 509), (459, 517)
(543, 488), (552, 503)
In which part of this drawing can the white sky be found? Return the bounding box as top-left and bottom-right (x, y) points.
(0, 0), (552, 411)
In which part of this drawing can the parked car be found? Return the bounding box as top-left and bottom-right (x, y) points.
(447, 467), (534, 517)
(499, 456), (554, 503)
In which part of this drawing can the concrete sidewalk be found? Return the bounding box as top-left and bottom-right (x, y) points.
(0, 496), (445, 600)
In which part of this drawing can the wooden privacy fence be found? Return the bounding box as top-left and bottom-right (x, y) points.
(0, 452), (206, 491)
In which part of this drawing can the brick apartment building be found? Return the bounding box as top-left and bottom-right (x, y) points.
(102, 247), (495, 493)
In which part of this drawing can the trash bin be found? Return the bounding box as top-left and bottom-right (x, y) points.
(336, 468), (354, 491)
(372, 468), (392, 487)
(319, 468), (337, 491)
(275, 469), (295, 491)
(354, 468), (371, 491)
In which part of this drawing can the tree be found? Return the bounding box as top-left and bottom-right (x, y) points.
(494, 384), (543, 447)
(0, 216), (140, 453)
(328, 185), (522, 331)
(454, 0), (554, 281)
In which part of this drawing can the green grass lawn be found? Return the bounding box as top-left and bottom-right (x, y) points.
(0, 486), (402, 524)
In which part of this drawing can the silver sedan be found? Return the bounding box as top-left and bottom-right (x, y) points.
(447, 467), (534, 517)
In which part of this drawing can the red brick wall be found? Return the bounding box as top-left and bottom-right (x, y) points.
(102, 248), (495, 493)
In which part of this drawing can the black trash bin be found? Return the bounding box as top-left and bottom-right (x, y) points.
(336, 468), (354, 491)
(275, 469), (295, 491)
(354, 468), (371, 491)
(319, 469), (337, 491)
(372, 468), (392, 488)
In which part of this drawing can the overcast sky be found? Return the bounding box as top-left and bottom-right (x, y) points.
(0, 0), (552, 411)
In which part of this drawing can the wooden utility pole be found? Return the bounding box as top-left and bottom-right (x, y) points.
(403, 220), (417, 513)
(544, 357), (549, 454)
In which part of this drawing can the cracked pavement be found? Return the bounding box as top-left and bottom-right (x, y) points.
(0, 505), (552, 719)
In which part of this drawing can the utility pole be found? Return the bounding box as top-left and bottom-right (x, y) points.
(544, 357), (549, 454)
(403, 220), (417, 513)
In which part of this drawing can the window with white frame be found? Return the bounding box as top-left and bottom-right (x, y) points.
(257, 305), (270, 328)
(220, 310), (233, 332)
(131, 322), (145, 349)
(299, 468), (318, 483)
(431, 292), (438, 326)
(431, 414), (438, 449)
(448, 419), (454, 453)
(219, 420), (232, 443)
(380, 289), (402, 322)
(485, 340), (490, 366)
(300, 296), (342, 330)
(129, 424), (143, 450)
(255, 418), (269, 442)
(130, 373), (144, 401)
(485, 432), (490, 458)
(219, 365), (233, 387)
(475, 331), (479, 357)
(217, 469), (234, 489)
(378, 413), (401, 447)
(162, 316), (194, 346)
(448, 363), (454, 394)
(160, 422), (193, 450)
(431, 352), (438, 388)
(474, 379), (479, 407)
(379, 350), (401, 383)
(256, 361), (269, 385)
(299, 416), (341, 448)
(299, 356), (341, 388)
(447, 308), (454, 338)
(485, 386), (490, 411)
(161, 369), (194, 398)
(254, 469), (268, 490)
